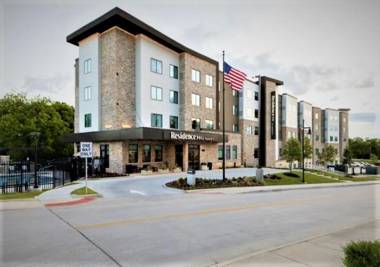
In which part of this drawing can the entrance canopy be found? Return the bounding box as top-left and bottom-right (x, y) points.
(63, 127), (225, 143)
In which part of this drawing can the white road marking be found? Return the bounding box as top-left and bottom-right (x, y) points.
(129, 190), (146, 196)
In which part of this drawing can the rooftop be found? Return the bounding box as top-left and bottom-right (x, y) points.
(67, 7), (218, 65)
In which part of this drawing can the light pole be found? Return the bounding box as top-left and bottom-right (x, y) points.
(301, 119), (312, 183)
(30, 132), (40, 188)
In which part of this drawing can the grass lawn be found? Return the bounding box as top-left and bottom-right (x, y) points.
(342, 176), (380, 182)
(71, 187), (98, 195)
(264, 171), (340, 186)
(0, 190), (46, 200)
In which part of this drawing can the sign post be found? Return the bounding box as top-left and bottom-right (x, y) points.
(80, 142), (93, 194)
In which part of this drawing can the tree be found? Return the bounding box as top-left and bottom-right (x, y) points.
(0, 93), (74, 162)
(319, 145), (337, 165)
(282, 138), (301, 171)
(303, 137), (313, 160)
(343, 147), (353, 165)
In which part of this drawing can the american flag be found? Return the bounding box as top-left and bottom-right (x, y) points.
(223, 62), (247, 91)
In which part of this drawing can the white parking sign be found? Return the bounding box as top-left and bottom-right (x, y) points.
(80, 142), (93, 158)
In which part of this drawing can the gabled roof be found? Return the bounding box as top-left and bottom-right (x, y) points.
(67, 7), (218, 65)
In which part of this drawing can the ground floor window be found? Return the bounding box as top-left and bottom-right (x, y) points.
(218, 145), (223, 160)
(192, 118), (200, 130)
(254, 148), (259, 158)
(143, 145), (151, 162)
(100, 144), (109, 168)
(154, 145), (163, 162)
(232, 145), (238, 160)
(128, 144), (138, 163)
(226, 145), (231, 160)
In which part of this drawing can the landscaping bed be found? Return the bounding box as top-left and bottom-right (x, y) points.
(71, 187), (98, 196)
(0, 190), (47, 200)
(166, 177), (263, 190)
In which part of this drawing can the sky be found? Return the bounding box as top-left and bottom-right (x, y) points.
(0, 0), (379, 138)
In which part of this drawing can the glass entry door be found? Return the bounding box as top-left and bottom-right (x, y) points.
(188, 144), (200, 170)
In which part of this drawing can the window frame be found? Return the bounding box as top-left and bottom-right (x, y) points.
(170, 115), (179, 129)
(191, 93), (200, 106)
(143, 144), (151, 162)
(191, 69), (201, 83)
(151, 113), (163, 128)
(128, 144), (139, 163)
(205, 74), (213, 87)
(191, 118), (201, 130)
(169, 90), (178, 104)
(84, 113), (92, 128)
(151, 86), (163, 101)
(150, 58), (163, 74)
(84, 58), (92, 74)
(84, 86), (92, 101)
(205, 97), (213, 109)
(154, 145), (163, 162)
(169, 64), (178, 79)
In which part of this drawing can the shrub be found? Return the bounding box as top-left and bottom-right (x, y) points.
(284, 172), (300, 178)
(343, 240), (380, 267)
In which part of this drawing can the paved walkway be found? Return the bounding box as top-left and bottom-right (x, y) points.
(224, 220), (380, 266)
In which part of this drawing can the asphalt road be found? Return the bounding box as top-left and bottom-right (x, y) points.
(2, 183), (379, 266)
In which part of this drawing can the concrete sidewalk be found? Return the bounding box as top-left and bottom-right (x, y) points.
(187, 180), (380, 195)
(222, 220), (380, 267)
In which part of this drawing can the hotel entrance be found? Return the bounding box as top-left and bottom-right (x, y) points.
(188, 144), (200, 170)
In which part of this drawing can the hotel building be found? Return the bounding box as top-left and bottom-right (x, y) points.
(65, 8), (349, 174)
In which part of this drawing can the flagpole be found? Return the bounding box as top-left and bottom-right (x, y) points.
(222, 51), (226, 181)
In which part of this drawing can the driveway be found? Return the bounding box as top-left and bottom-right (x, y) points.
(39, 168), (281, 201)
(86, 167), (281, 199)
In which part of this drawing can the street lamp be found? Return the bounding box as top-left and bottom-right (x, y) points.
(301, 119), (312, 183)
(30, 132), (40, 188)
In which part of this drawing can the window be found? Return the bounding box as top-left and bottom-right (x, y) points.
(254, 148), (259, 158)
(169, 65), (178, 79)
(335, 136), (338, 142)
(154, 145), (163, 162)
(330, 136), (333, 142)
(315, 148), (320, 155)
(170, 116), (179, 129)
(254, 91), (259, 101)
(254, 127), (259, 135)
(254, 109), (259, 118)
(279, 148), (282, 157)
(232, 90), (237, 96)
(192, 93), (200, 106)
(100, 144), (109, 168)
(205, 97), (213, 109)
(84, 113), (92, 128)
(150, 58), (162, 74)
(169, 90), (178, 104)
(246, 126), (253, 135)
(233, 124), (239, 132)
(191, 69), (200, 82)
(84, 86), (92, 101)
(128, 144), (138, 163)
(143, 145), (151, 162)
(218, 145), (223, 160)
(192, 118), (201, 130)
(233, 105), (238, 115)
(315, 135), (319, 141)
(151, 113), (163, 128)
(205, 74), (213, 87)
(232, 145), (238, 160)
(226, 145), (231, 160)
(205, 120), (214, 129)
(151, 86), (163, 101)
(84, 58), (92, 74)
(315, 113), (319, 119)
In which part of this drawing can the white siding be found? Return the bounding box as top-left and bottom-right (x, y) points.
(78, 35), (100, 133)
(324, 109), (339, 144)
(239, 79), (259, 121)
(135, 35), (180, 128)
(281, 94), (298, 128)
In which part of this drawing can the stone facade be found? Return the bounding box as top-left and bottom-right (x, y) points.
(179, 52), (218, 130)
(240, 119), (259, 167)
(100, 27), (136, 130)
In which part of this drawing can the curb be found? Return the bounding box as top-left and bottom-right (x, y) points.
(185, 181), (380, 195)
(44, 196), (97, 207)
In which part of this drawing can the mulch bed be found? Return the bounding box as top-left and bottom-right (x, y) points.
(166, 177), (263, 190)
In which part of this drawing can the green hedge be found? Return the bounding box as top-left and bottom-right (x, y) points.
(343, 241), (380, 267)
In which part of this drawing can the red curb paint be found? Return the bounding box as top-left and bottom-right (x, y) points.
(45, 196), (96, 207)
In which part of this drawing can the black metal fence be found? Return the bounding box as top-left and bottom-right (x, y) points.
(0, 159), (81, 194)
